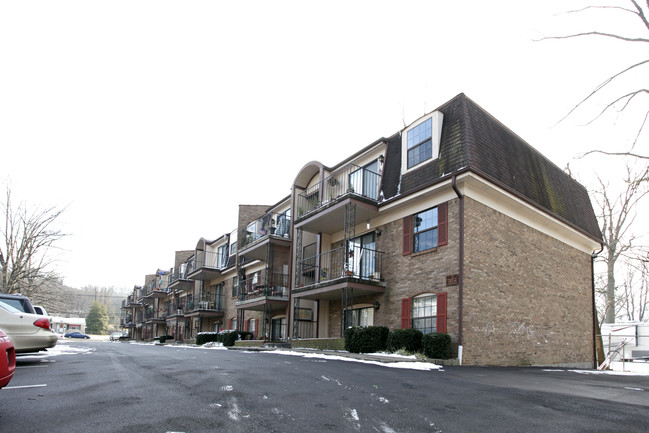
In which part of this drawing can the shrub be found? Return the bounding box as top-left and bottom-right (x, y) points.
(158, 335), (174, 344)
(196, 332), (220, 345)
(344, 326), (389, 353)
(387, 328), (423, 353)
(422, 333), (451, 359)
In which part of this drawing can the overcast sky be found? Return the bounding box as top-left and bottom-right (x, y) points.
(1, 0), (646, 291)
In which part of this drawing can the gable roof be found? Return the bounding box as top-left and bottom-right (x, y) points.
(382, 93), (602, 243)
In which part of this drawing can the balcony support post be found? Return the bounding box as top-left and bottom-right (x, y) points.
(341, 202), (356, 335)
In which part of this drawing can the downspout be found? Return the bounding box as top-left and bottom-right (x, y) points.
(592, 244), (604, 369)
(452, 175), (464, 365)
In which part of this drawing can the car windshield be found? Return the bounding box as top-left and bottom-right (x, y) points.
(0, 300), (21, 313)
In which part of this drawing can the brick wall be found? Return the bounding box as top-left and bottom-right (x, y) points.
(463, 197), (594, 367)
(374, 198), (461, 349)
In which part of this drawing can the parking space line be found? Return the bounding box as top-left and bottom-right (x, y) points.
(3, 384), (47, 390)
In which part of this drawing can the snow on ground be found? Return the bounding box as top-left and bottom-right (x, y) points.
(261, 349), (444, 371)
(543, 361), (649, 376)
(17, 342), (94, 359)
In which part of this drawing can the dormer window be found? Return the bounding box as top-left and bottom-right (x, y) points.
(407, 118), (432, 169)
(402, 111), (444, 173)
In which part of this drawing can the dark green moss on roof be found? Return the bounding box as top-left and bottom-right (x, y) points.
(382, 93), (602, 243)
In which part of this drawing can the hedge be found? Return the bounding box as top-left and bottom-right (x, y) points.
(196, 331), (253, 346)
(422, 333), (452, 359)
(387, 328), (423, 353)
(344, 326), (389, 353)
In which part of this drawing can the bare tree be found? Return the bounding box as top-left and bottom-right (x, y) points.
(0, 185), (67, 295)
(543, 0), (649, 159)
(619, 253), (649, 321)
(594, 164), (649, 323)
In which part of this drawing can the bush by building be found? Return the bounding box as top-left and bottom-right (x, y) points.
(387, 328), (423, 353)
(422, 332), (452, 359)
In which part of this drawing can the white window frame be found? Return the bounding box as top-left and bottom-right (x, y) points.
(412, 293), (437, 334)
(401, 111), (444, 174)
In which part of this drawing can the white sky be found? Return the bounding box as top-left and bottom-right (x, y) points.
(1, 0), (646, 290)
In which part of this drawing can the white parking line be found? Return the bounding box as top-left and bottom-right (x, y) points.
(16, 365), (49, 368)
(3, 384), (47, 390)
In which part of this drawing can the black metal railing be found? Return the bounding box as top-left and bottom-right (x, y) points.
(296, 163), (379, 218)
(190, 250), (228, 272)
(238, 272), (290, 302)
(242, 211), (292, 249)
(296, 245), (384, 288)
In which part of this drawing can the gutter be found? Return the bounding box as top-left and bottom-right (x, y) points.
(452, 175), (464, 364)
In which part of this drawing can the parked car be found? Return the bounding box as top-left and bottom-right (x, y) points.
(0, 301), (57, 353)
(33, 305), (48, 316)
(0, 328), (16, 389)
(64, 332), (90, 339)
(110, 332), (125, 341)
(0, 294), (36, 314)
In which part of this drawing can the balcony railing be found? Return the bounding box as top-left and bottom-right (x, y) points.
(296, 163), (380, 218)
(242, 211), (292, 249)
(296, 245), (384, 288)
(142, 279), (170, 297)
(166, 302), (186, 316)
(190, 250), (228, 272)
(169, 266), (190, 286)
(238, 272), (289, 302)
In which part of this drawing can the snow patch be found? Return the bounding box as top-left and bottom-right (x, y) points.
(263, 350), (443, 371)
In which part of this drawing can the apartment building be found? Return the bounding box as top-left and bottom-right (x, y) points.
(122, 93), (602, 367)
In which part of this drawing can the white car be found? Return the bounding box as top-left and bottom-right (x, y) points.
(0, 301), (57, 353)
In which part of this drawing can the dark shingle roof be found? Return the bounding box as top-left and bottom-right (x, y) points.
(382, 93), (602, 243)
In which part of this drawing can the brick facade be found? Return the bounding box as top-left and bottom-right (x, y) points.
(463, 198), (594, 367)
(374, 198), (461, 350)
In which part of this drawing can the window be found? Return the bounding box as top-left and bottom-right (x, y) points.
(407, 118), (432, 169)
(401, 293), (447, 334)
(217, 244), (228, 268)
(229, 317), (237, 331)
(412, 295), (437, 334)
(347, 232), (376, 278)
(401, 111), (444, 173)
(232, 276), (239, 297)
(247, 318), (257, 338)
(413, 207), (438, 253)
(349, 160), (379, 199)
(345, 306), (374, 327)
(402, 202), (447, 255)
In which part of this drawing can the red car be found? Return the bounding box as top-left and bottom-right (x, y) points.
(0, 328), (16, 389)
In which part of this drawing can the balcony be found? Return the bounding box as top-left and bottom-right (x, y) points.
(294, 245), (385, 300)
(185, 294), (225, 319)
(239, 212), (292, 262)
(166, 302), (186, 318)
(236, 271), (290, 312)
(168, 266), (191, 290)
(187, 250), (228, 281)
(121, 315), (134, 328)
(295, 163), (380, 234)
(125, 295), (141, 307)
(144, 308), (166, 323)
(142, 279), (170, 298)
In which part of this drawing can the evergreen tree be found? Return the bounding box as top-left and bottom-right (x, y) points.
(86, 301), (109, 334)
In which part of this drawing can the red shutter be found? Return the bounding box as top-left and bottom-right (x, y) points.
(244, 319), (249, 331)
(436, 292), (447, 333)
(255, 319), (259, 339)
(401, 298), (411, 329)
(438, 202), (448, 247)
(228, 318), (232, 330)
(402, 216), (412, 256)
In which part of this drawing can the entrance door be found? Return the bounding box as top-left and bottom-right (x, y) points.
(347, 232), (376, 278)
(271, 317), (287, 341)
